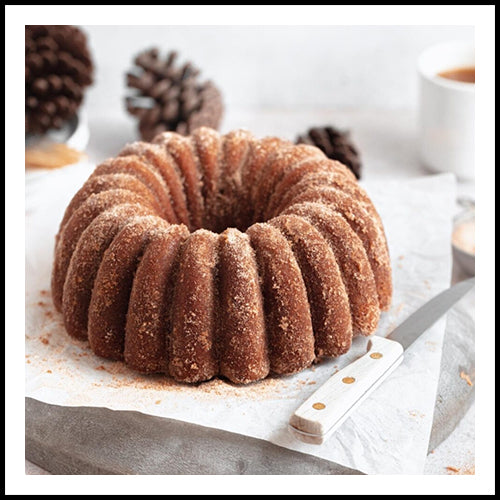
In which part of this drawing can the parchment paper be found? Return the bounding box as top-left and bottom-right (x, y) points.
(25, 168), (456, 475)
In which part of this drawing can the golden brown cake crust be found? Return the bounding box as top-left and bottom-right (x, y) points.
(168, 229), (219, 382)
(280, 185), (393, 311)
(88, 216), (171, 360)
(51, 188), (160, 312)
(190, 127), (222, 230)
(125, 224), (190, 373)
(118, 142), (189, 227)
(247, 223), (315, 374)
(52, 127), (392, 384)
(218, 228), (270, 383)
(270, 214), (353, 357)
(282, 202), (380, 336)
(153, 133), (205, 231)
(58, 173), (161, 230)
(92, 156), (176, 223)
(62, 203), (155, 340)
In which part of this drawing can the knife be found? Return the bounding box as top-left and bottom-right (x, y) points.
(289, 277), (475, 445)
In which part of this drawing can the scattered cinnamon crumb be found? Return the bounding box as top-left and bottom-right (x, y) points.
(409, 410), (425, 418)
(39, 290), (50, 297)
(155, 400), (161, 405)
(25, 354), (30, 358)
(307, 381), (317, 385)
(46, 370), (52, 374)
(425, 341), (437, 352)
(40, 337), (49, 345)
(461, 465), (475, 475)
(429, 449), (435, 454)
(26, 359), (31, 364)
(396, 303), (405, 314)
(445, 465), (475, 475)
(460, 371), (474, 386)
(95, 365), (106, 371)
(37, 301), (45, 307)
(423, 279), (431, 290)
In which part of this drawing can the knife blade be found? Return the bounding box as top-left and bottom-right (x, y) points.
(388, 277), (475, 349)
(289, 278), (475, 445)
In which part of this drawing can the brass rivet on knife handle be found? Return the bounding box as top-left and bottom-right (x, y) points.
(312, 402), (326, 410)
(342, 377), (356, 384)
(370, 352), (383, 359)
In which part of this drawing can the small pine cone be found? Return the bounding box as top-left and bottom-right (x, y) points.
(126, 48), (224, 141)
(25, 25), (93, 135)
(296, 126), (362, 179)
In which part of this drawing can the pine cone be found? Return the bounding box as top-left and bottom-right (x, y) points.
(126, 48), (223, 141)
(296, 126), (362, 179)
(25, 25), (93, 135)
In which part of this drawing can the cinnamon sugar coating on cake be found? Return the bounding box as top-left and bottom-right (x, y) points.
(92, 156), (176, 223)
(153, 133), (205, 230)
(254, 144), (324, 222)
(88, 216), (171, 360)
(59, 173), (162, 230)
(247, 223), (315, 374)
(190, 127), (222, 230)
(280, 186), (392, 311)
(218, 228), (269, 383)
(62, 203), (155, 340)
(51, 188), (160, 312)
(283, 202), (380, 335)
(215, 130), (254, 232)
(270, 215), (353, 356)
(169, 229), (219, 382)
(119, 142), (190, 227)
(52, 127), (392, 384)
(125, 224), (189, 373)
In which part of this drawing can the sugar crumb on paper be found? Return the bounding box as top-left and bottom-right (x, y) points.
(460, 371), (474, 387)
(446, 464), (475, 475)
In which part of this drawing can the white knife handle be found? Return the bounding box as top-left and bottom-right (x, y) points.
(289, 336), (404, 445)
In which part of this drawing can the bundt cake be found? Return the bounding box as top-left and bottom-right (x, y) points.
(51, 127), (392, 384)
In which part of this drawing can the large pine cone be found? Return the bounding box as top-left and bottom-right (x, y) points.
(25, 25), (93, 135)
(296, 126), (362, 179)
(126, 48), (224, 141)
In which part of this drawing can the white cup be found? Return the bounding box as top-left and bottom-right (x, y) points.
(418, 41), (475, 180)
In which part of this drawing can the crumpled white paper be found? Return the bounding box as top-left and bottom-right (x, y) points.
(25, 167), (456, 475)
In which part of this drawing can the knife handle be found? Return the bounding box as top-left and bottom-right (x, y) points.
(289, 336), (404, 445)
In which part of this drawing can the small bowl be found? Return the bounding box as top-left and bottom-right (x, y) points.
(25, 111), (90, 213)
(452, 204), (475, 276)
(25, 110), (89, 152)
